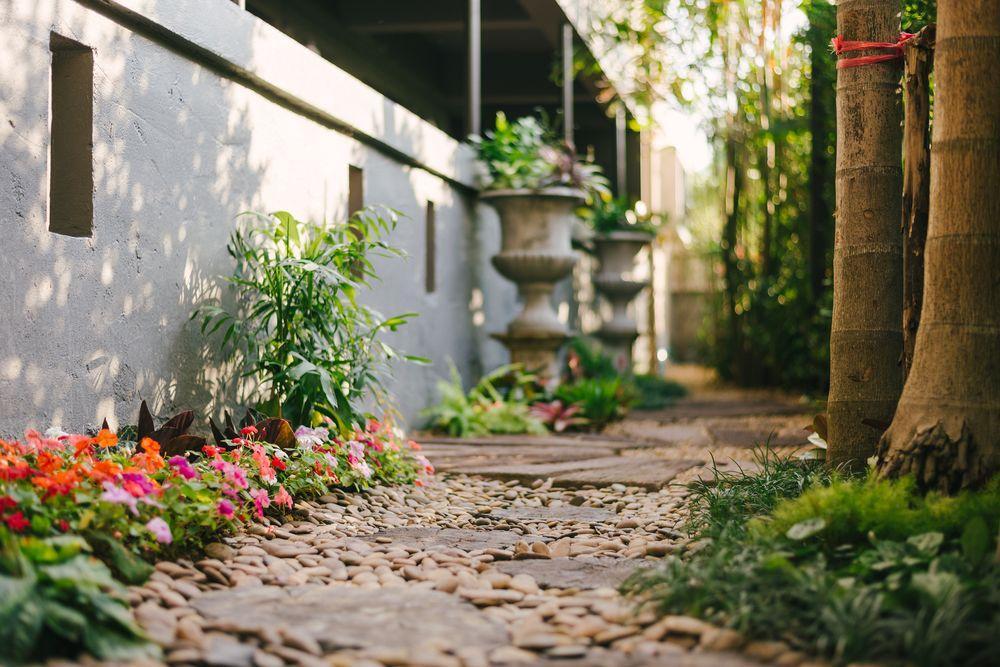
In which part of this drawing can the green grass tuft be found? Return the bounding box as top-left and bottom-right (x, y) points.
(623, 449), (1000, 666)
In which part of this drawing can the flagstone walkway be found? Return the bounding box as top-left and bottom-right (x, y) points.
(75, 384), (818, 667)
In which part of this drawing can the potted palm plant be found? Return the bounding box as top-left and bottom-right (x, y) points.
(578, 195), (660, 372)
(472, 113), (608, 380)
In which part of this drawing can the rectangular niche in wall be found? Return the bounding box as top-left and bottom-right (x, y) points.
(425, 201), (436, 293)
(348, 165), (364, 217)
(48, 32), (94, 237)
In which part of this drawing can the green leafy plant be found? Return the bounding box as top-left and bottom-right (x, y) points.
(0, 532), (156, 663)
(623, 449), (1000, 666)
(554, 376), (636, 430)
(472, 112), (608, 194)
(194, 208), (425, 430)
(578, 194), (661, 236)
(423, 364), (547, 437)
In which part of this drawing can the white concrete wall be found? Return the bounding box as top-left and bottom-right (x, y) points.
(0, 0), (516, 433)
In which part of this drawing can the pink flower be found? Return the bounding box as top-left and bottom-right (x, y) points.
(211, 460), (249, 491)
(101, 482), (139, 515)
(241, 425), (258, 437)
(415, 454), (434, 475)
(251, 445), (276, 483)
(217, 499), (235, 519)
(273, 485), (293, 509)
(145, 517), (172, 544)
(250, 488), (270, 519)
(347, 440), (365, 460)
(294, 426), (329, 447)
(168, 456), (197, 480)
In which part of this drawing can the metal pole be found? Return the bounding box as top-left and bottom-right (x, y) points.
(562, 23), (574, 147)
(468, 0), (482, 136)
(615, 105), (627, 194)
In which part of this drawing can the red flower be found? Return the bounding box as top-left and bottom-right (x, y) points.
(4, 511), (29, 532)
(56, 519), (70, 532)
(271, 456), (287, 471)
(240, 425), (258, 437)
(0, 495), (16, 511)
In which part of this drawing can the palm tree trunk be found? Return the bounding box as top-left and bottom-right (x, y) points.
(827, 0), (904, 470)
(877, 2), (1000, 492)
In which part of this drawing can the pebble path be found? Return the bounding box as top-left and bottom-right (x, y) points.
(58, 389), (828, 667)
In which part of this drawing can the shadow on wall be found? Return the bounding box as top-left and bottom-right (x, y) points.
(0, 0), (265, 433)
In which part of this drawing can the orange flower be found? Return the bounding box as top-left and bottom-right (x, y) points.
(88, 459), (123, 482)
(35, 451), (63, 474)
(32, 468), (80, 496)
(130, 438), (164, 473)
(95, 428), (118, 449)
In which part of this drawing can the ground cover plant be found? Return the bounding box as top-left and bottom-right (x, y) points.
(0, 414), (431, 663)
(422, 364), (547, 437)
(194, 208), (424, 431)
(424, 340), (686, 436)
(623, 449), (1000, 666)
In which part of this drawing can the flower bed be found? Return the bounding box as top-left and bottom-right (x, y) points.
(0, 417), (432, 662)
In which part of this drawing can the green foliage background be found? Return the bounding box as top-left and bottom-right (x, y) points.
(591, 1), (936, 391)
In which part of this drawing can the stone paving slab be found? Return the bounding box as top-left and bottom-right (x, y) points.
(634, 397), (810, 420)
(192, 585), (509, 652)
(533, 650), (765, 666)
(358, 526), (535, 550)
(489, 505), (618, 524)
(547, 459), (702, 490)
(422, 444), (618, 472)
(417, 434), (633, 448)
(462, 457), (702, 490)
(706, 426), (807, 448)
(494, 556), (644, 590)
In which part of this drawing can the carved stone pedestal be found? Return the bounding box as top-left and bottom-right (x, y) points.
(592, 231), (653, 373)
(481, 187), (584, 381)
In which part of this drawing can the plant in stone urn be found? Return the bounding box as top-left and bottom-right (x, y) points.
(579, 195), (661, 373)
(472, 113), (608, 381)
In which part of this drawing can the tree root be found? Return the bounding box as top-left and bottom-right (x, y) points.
(876, 420), (989, 494)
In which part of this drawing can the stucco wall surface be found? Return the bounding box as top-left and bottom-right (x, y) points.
(0, 0), (517, 434)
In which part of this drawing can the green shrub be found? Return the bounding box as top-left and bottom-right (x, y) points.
(194, 208), (426, 431)
(755, 475), (1000, 547)
(624, 451), (1000, 666)
(566, 336), (617, 380)
(632, 373), (687, 410)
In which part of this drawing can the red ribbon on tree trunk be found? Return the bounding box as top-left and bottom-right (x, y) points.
(831, 32), (915, 68)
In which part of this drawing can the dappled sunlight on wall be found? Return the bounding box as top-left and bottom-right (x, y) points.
(1, 0), (264, 433)
(1, 0), (493, 434)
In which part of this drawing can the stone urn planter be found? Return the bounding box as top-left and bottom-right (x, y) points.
(592, 230), (653, 373)
(480, 187), (585, 381)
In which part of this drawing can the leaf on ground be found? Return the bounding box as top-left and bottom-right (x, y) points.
(786, 517), (827, 541)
